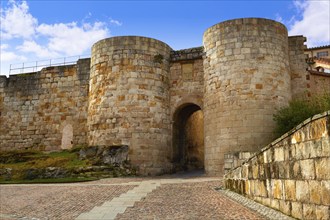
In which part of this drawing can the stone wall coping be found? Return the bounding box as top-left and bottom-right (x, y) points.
(225, 110), (330, 176)
(308, 70), (330, 77)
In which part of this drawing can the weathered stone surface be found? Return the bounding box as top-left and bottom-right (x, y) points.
(79, 145), (129, 166)
(0, 17), (329, 180)
(272, 179), (283, 199)
(315, 158), (330, 180)
(225, 113), (330, 220)
(320, 180), (330, 206)
(0, 61), (90, 152)
(274, 147), (284, 162)
(296, 180), (310, 203)
(279, 200), (291, 216)
(270, 199), (280, 210)
(300, 159), (315, 180)
(315, 205), (330, 220)
(303, 204), (316, 220)
(309, 180), (322, 204)
(203, 18), (291, 175)
(291, 202), (303, 219)
(284, 180), (296, 201)
(88, 36), (172, 175)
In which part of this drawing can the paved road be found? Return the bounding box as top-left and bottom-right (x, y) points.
(0, 173), (291, 220)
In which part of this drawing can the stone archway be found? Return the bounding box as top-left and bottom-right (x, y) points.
(172, 103), (204, 171)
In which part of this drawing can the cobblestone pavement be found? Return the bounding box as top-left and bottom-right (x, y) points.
(0, 184), (135, 220)
(0, 174), (291, 220)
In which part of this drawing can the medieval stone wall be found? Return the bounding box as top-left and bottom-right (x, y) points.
(169, 47), (204, 111)
(88, 36), (172, 175)
(309, 72), (330, 96)
(203, 18), (292, 175)
(0, 17), (329, 176)
(169, 47), (204, 170)
(0, 59), (90, 151)
(289, 36), (310, 99)
(224, 111), (330, 220)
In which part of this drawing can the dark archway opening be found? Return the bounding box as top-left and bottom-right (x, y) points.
(172, 104), (204, 172)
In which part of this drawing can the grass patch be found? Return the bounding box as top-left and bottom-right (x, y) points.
(0, 149), (89, 169)
(0, 145), (134, 183)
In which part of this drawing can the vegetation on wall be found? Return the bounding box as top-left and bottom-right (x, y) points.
(273, 93), (330, 136)
(153, 54), (164, 64)
(0, 145), (135, 184)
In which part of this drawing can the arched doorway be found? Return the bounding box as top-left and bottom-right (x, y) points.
(172, 103), (204, 172)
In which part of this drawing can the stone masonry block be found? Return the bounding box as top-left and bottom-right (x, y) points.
(252, 164), (258, 179)
(315, 158), (330, 180)
(279, 200), (291, 217)
(258, 180), (268, 197)
(321, 180), (330, 206)
(315, 205), (330, 220)
(322, 138), (330, 157)
(245, 180), (250, 195)
(310, 140), (323, 158)
(274, 147), (284, 162)
(303, 204), (316, 220)
(291, 202), (303, 219)
(272, 179), (283, 200)
(291, 160), (302, 179)
(296, 180), (310, 203)
(309, 180), (322, 205)
(300, 159), (315, 180)
(278, 161), (290, 179)
(270, 199), (280, 210)
(284, 180), (296, 201)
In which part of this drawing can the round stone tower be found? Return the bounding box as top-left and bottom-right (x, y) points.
(203, 18), (291, 175)
(88, 36), (172, 175)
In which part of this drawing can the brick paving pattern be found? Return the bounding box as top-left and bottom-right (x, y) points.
(117, 181), (265, 220)
(0, 184), (135, 220)
(0, 175), (293, 220)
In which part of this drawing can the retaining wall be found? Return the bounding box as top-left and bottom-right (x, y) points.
(224, 111), (330, 220)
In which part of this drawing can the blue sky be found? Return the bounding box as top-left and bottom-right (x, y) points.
(1, 0), (330, 75)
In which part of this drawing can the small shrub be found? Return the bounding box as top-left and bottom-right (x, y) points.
(273, 93), (330, 137)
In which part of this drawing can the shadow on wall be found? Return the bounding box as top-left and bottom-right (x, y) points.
(172, 103), (204, 172)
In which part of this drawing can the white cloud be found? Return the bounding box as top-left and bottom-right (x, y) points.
(36, 21), (109, 56)
(0, 0), (37, 39)
(1, 49), (26, 62)
(0, 0), (118, 75)
(110, 18), (123, 26)
(17, 40), (59, 58)
(0, 44), (26, 62)
(0, 43), (27, 75)
(289, 0), (330, 47)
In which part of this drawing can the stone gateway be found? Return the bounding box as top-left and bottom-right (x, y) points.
(0, 18), (329, 175)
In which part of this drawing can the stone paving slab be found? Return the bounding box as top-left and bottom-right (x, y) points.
(76, 180), (162, 220)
